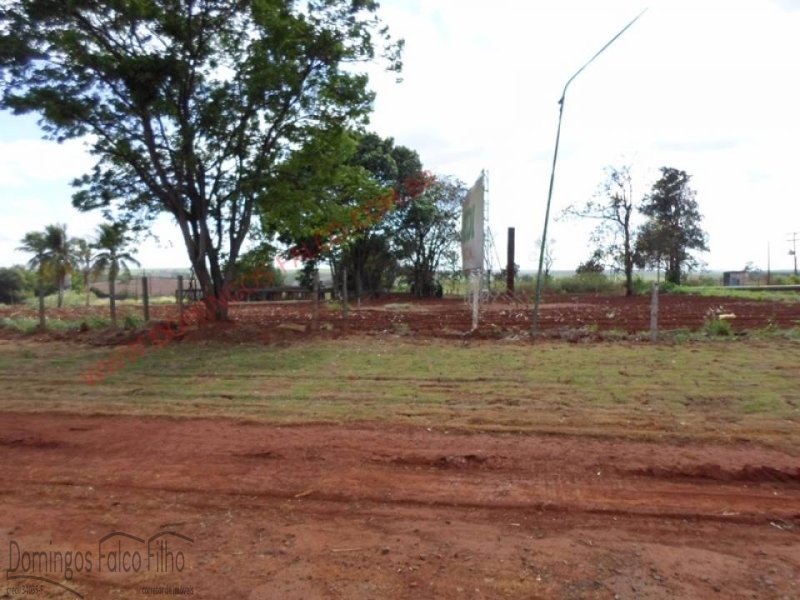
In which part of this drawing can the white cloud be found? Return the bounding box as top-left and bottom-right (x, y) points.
(0, 138), (93, 186)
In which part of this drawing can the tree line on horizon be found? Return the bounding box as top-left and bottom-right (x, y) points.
(560, 165), (710, 295)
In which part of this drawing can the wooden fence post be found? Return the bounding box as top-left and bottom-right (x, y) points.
(312, 270), (320, 331)
(650, 282), (659, 342)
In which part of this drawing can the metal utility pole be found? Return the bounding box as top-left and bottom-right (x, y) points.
(789, 232), (799, 276)
(507, 227), (516, 293)
(531, 9), (648, 335)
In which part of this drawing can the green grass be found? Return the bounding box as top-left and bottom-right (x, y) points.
(1, 315), (116, 332)
(22, 290), (176, 308)
(0, 337), (798, 449)
(24, 289), (104, 308)
(672, 285), (800, 302)
(0, 316), (112, 333)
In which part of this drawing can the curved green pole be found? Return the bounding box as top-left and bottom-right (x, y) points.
(532, 8), (648, 335)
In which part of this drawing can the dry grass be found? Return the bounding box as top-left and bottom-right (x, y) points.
(0, 337), (798, 449)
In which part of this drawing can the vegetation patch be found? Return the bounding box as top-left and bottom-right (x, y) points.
(1, 338), (797, 449)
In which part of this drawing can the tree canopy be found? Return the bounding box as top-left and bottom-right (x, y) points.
(0, 267), (27, 304)
(270, 131), (426, 297)
(0, 0), (403, 319)
(390, 175), (464, 297)
(91, 222), (140, 326)
(637, 167), (709, 285)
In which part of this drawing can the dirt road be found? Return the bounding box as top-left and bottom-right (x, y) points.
(1, 413), (798, 599)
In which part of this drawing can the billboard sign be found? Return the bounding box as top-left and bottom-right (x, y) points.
(461, 175), (484, 271)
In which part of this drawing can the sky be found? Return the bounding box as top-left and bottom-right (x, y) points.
(2, 0), (799, 274)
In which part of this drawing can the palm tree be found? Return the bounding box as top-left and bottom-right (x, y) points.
(91, 223), (140, 327)
(42, 224), (75, 308)
(17, 232), (49, 329)
(73, 238), (94, 307)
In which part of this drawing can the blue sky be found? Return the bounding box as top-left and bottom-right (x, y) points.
(2, 0), (799, 274)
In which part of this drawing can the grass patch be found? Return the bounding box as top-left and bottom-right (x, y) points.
(384, 303), (414, 311)
(672, 286), (800, 302)
(24, 290), (102, 308)
(0, 337), (798, 449)
(0, 316), (111, 333)
(23, 290), (176, 309)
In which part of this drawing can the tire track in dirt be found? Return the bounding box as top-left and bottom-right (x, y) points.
(2, 413), (799, 599)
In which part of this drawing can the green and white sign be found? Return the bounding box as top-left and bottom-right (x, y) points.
(461, 174), (484, 271)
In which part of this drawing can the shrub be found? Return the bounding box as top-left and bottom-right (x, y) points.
(0, 268), (27, 304)
(123, 314), (144, 329)
(84, 316), (111, 329)
(704, 317), (732, 336)
(703, 306), (734, 336)
(552, 273), (615, 294)
(772, 274), (800, 285)
(683, 274), (720, 287)
(659, 280), (681, 294)
(632, 276), (652, 295)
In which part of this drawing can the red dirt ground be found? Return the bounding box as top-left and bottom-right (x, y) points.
(2, 292), (799, 345)
(1, 412), (798, 599)
(2, 294), (799, 599)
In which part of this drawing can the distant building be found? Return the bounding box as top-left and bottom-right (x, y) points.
(722, 271), (752, 286)
(722, 270), (795, 286)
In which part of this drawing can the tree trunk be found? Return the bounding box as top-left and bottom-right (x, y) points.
(38, 271), (46, 331)
(625, 264), (634, 296)
(623, 208), (633, 296)
(188, 257), (229, 322)
(57, 277), (64, 308)
(666, 256), (680, 286)
(109, 275), (117, 328)
(175, 212), (243, 323)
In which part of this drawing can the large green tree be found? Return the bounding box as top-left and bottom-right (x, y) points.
(391, 174), (463, 297)
(273, 131), (423, 297)
(42, 224), (76, 308)
(331, 132), (422, 298)
(91, 222), (140, 327)
(265, 127), (386, 288)
(0, 0), (402, 319)
(638, 167), (709, 285)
